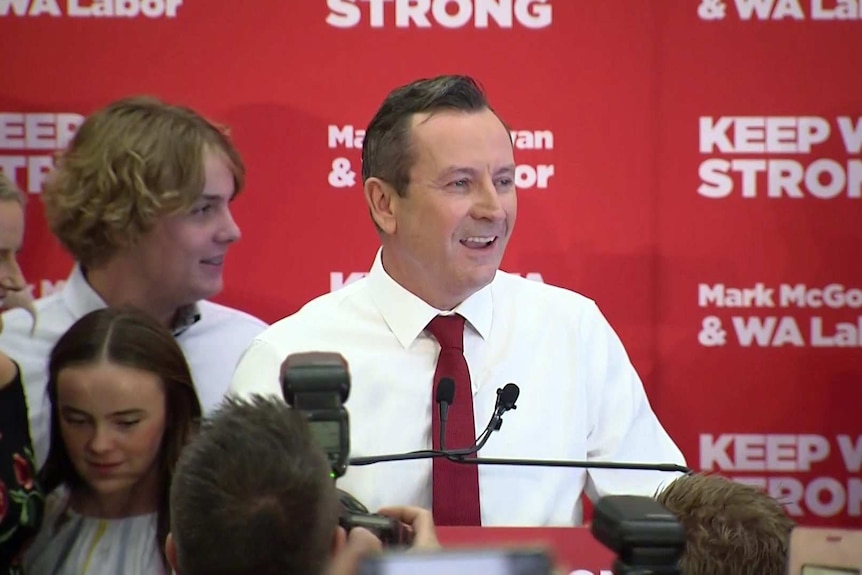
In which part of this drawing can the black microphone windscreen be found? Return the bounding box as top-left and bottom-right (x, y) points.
(501, 383), (520, 410)
(436, 377), (455, 406)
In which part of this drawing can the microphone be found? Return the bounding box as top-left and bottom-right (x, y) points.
(467, 382), (520, 456)
(435, 378), (455, 450)
(351, 381), (521, 466)
(493, 383), (519, 431)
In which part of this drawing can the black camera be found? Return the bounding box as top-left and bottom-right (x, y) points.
(337, 489), (414, 546)
(590, 495), (686, 575)
(280, 352), (351, 478)
(281, 352), (413, 547)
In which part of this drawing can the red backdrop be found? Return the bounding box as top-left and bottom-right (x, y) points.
(2, 0), (860, 527)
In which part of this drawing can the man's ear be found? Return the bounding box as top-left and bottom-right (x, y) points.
(166, 532), (180, 573)
(331, 525), (348, 557)
(364, 177), (398, 235)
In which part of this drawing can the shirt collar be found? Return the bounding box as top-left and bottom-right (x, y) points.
(367, 248), (493, 349)
(62, 265), (107, 319)
(170, 304), (202, 337)
(62, 264), (202, 336)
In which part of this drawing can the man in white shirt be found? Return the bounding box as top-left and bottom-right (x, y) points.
(229, 75), (685, 526)
(0, 96), (267, 468)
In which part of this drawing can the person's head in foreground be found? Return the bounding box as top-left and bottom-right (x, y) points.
(167, 394), (439, 575)
(656, 473), (795, 575)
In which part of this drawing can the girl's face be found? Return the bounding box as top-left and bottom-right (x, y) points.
(57, 361), (167, 502)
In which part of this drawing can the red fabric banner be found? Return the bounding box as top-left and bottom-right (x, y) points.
(2, 0), (860, 526)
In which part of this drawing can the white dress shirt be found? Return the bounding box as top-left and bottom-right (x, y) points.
(0, 265), (268, 468)
(229, 250), (685, 526)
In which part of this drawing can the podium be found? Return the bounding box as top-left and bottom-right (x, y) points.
(436, 526), (615, 573)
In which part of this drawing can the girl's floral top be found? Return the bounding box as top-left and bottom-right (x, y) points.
(0, 368), (44, 575)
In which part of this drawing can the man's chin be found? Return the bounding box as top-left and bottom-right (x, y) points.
(460, 267), (498, 295)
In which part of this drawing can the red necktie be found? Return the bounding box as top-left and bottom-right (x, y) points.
(426, 314), (481, 526)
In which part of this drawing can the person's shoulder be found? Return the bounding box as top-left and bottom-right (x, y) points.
(195, 300), (269, 332)
(258, 279), (369, 340)
(495, 270), (599, 311)
(491, 271), (609, 338)
(300, 276), (368, 314)
(229, 284), (371, 396)
(42, 485), (71, 521)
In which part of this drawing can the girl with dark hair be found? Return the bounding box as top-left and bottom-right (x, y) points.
(24, 306), (201, 575)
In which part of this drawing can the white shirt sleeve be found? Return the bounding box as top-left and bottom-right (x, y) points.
(579, 301), (686, 500)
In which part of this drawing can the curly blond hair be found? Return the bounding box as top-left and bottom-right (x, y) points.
(42, 96), (245, 268)
(656, 473), (794, 575)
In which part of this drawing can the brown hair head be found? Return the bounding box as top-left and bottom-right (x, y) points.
(42, 96), (245, 268)
(656, 473), (795, 575)
(40, 306), (202, 570)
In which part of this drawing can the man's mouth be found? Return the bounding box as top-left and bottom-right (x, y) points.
(201, 256), (225, 265)
(460, 236), (498, 249)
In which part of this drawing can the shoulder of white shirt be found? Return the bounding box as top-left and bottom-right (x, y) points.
(194, 299), (269, 331)
(494, 269), (598, 309)
(0, 293), (267, 342)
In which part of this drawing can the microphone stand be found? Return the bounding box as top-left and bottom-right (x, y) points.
(349, 451), (690, 474)
(349, 400), (690, 474)
(349, 383), (691, 474)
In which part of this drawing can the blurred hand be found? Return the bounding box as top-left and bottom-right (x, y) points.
(0, 352), (17, 390)
(377, 506), (440, 551)
(326, 527), (383, 575)
(0, 284), (36, 335)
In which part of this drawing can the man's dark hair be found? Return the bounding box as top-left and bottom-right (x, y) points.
(656, 473), (795, 575)
(361, 74), (492, 196)
(169, 395), (339, 575)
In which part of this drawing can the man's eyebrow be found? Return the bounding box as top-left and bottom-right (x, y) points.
(438, 166), (479, 178)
